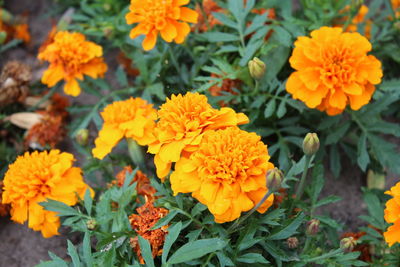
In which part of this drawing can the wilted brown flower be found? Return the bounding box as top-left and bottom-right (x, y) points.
(194, 0), (223, 32)
(341, 232), (371, 262)
(112, 166), (157, 203)
(117, 52), (140, 77)
(129, 201), (169, 264)
(0, 61), (31, 106)
(47, 93), (70, 119)
(209, 73), (241, 106)
(24, 114), (65, 149)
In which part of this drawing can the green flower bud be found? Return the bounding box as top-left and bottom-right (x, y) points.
(266, 167), (283, 191)
(306, 219), (320, 235)
(76, 129), (89, 146)
(340, 237), (357, 252)
(86, 219), (97, 230)
(302, 133), (320, 156)
(248, 57), (266, 80)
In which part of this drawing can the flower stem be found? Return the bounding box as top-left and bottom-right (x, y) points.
(228, 189), (273, 233)
(295, 155), (312, 201)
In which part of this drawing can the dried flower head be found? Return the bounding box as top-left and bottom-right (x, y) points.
(286, 27), (382, 115)
(92, 97), (157, 159)
(24, 115), (65, 149)
(384, 182), (400, 247)
(38, 31), (108, 97)
(209, 73), (241, 106)
(0, 61), (31, 106)
(117, 52), (140, 77)
(126, 0), (199, 51)
(0, 181), (10, 217)
(194, 0), (223, 32)
(170, 127), (275, 223)
(112, 166), (157, 202)
(129, 201), (169, 264)
(341, 232), (371, 262)
(148, 92), (249, 179)
(2, 150), (92, 238)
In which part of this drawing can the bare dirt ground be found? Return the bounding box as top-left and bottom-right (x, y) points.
(0, 1), (398, 266)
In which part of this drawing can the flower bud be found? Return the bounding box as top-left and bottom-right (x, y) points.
(86, 219), (97, 230)
(286, 237), (299, 249)
(76, 129), (89, 146)
(340, 236), (357, 252)
(248, 57), (266, 80)
(306, 219), (320, 235)
(266, 167), (283, 192)
(302, 133), (320, 156)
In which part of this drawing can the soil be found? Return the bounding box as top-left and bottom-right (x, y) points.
(0, 1), (398, 267)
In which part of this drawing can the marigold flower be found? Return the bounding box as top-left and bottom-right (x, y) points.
(13, 24), (30, 44)
(148, 92), (249, 179)
(112, 166), (157, 202)
(24, 114), (65, 149)
(335, 5), (372, 39)
(384, 182), (400, 247)
(0, 181), (10, 217)
(286, 27), (383, 115)
(39, 24), (57, 53)
(92, 97), (157, 160)
(129, 201), (168, 264)
(1, 150), (92, 238)
(392, 0), (400, 18)
(170, 127), (274, 223)
(126, 0), (199, 51)
(38, 31), (107, 97)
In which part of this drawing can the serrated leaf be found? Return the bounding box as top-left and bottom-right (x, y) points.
(167, 238), (227, 264)
(151, 209), (180, 230)
(67, 240), (81, 267)
(200, 32), (240, 42)
(237, 253), (269, 264)
(264, 99), (276, 118)
(357, 133), (370, 171)
(325, 121), (351, 145)
(83, 232), (93, 267)
(268, 212), (305, 240)
(84, 189), (93, 216)
(315, 195), (342, 208)
(277, 100), (287, 118)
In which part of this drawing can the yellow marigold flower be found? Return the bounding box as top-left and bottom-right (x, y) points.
(1, 150), (92, 238)
(170, 127), (274, 223)
(286, 26), (383, 116)
(92, 97), (157, 160)
(38, 31), (107, 97)
(125, 0), (199, 51)
(148, 92), (249, 179)
(384, 182), (400, 247)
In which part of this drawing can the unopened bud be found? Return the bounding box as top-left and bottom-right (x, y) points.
(76, 129), (89, 146)
(248, 57), (266, 80)
(302, 133), (320, 156)
(286, 237), (299, 249)
(340, 237), (357, 252)
(266, 167), (283, 191)
(306, 219), (320, 235)
(86, 219), (97, 230)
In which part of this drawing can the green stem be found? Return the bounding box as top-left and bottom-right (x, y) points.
(252, 80), (260, 95)
(201, 252), (215, 267)
(127, 138), (146, 171)
(295, 155), (312, 201)
(228, 189), (273, 233)
(302, 236), (311, 253)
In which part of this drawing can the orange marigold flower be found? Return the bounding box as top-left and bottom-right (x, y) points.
(0, 181), (10, 217)
(13, 24), (30, 44)
(384, 182), (400, 247)
(126, 0), (199, 51)
(38, 31), (108, 97)
(1, 150), (92, 238)
(39, 24), (57, 53)
(92, 97), (157, 160)
(129, 201), (168, 264)
(335, 5), (372, 39)
(170, 127), (275, 223)
(148, 92), (249, 179)
(286, 27), (383, 116)
(113, 166), (157, 202)
(392, 0), (400, 18)
(194, 0), (223, 32)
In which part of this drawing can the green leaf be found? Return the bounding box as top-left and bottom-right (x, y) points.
(200, 32), (240, 42)
(329, 146), (341, 178)
(325, 121), (351, 145)
(362, 190), (385, 228)
(40, 199), (80, 217)
(116, 66), (128, 87)
(314, 195), (342, 208)
(138, 236), (155, 267)
(216, 252), (235, 267)
(147, 82), (166, 101)
(268, 212), (305, 240)
(264, 99), (276, 118)
(84, 189), (93, 216)
(67, 240), (81, 267)
(162, 222), (182, 264)
(237, 253), (269, 264)
(151, 209), (180, 230)
(310, 164), (324, 205)
(357, 133), (370, 171)
(272, 26), (292, 46)
(212, 12), (237, 29)
(277, 100), (287, 118)
(83, 232), (93, 267)
(167, 238), (227, 264)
